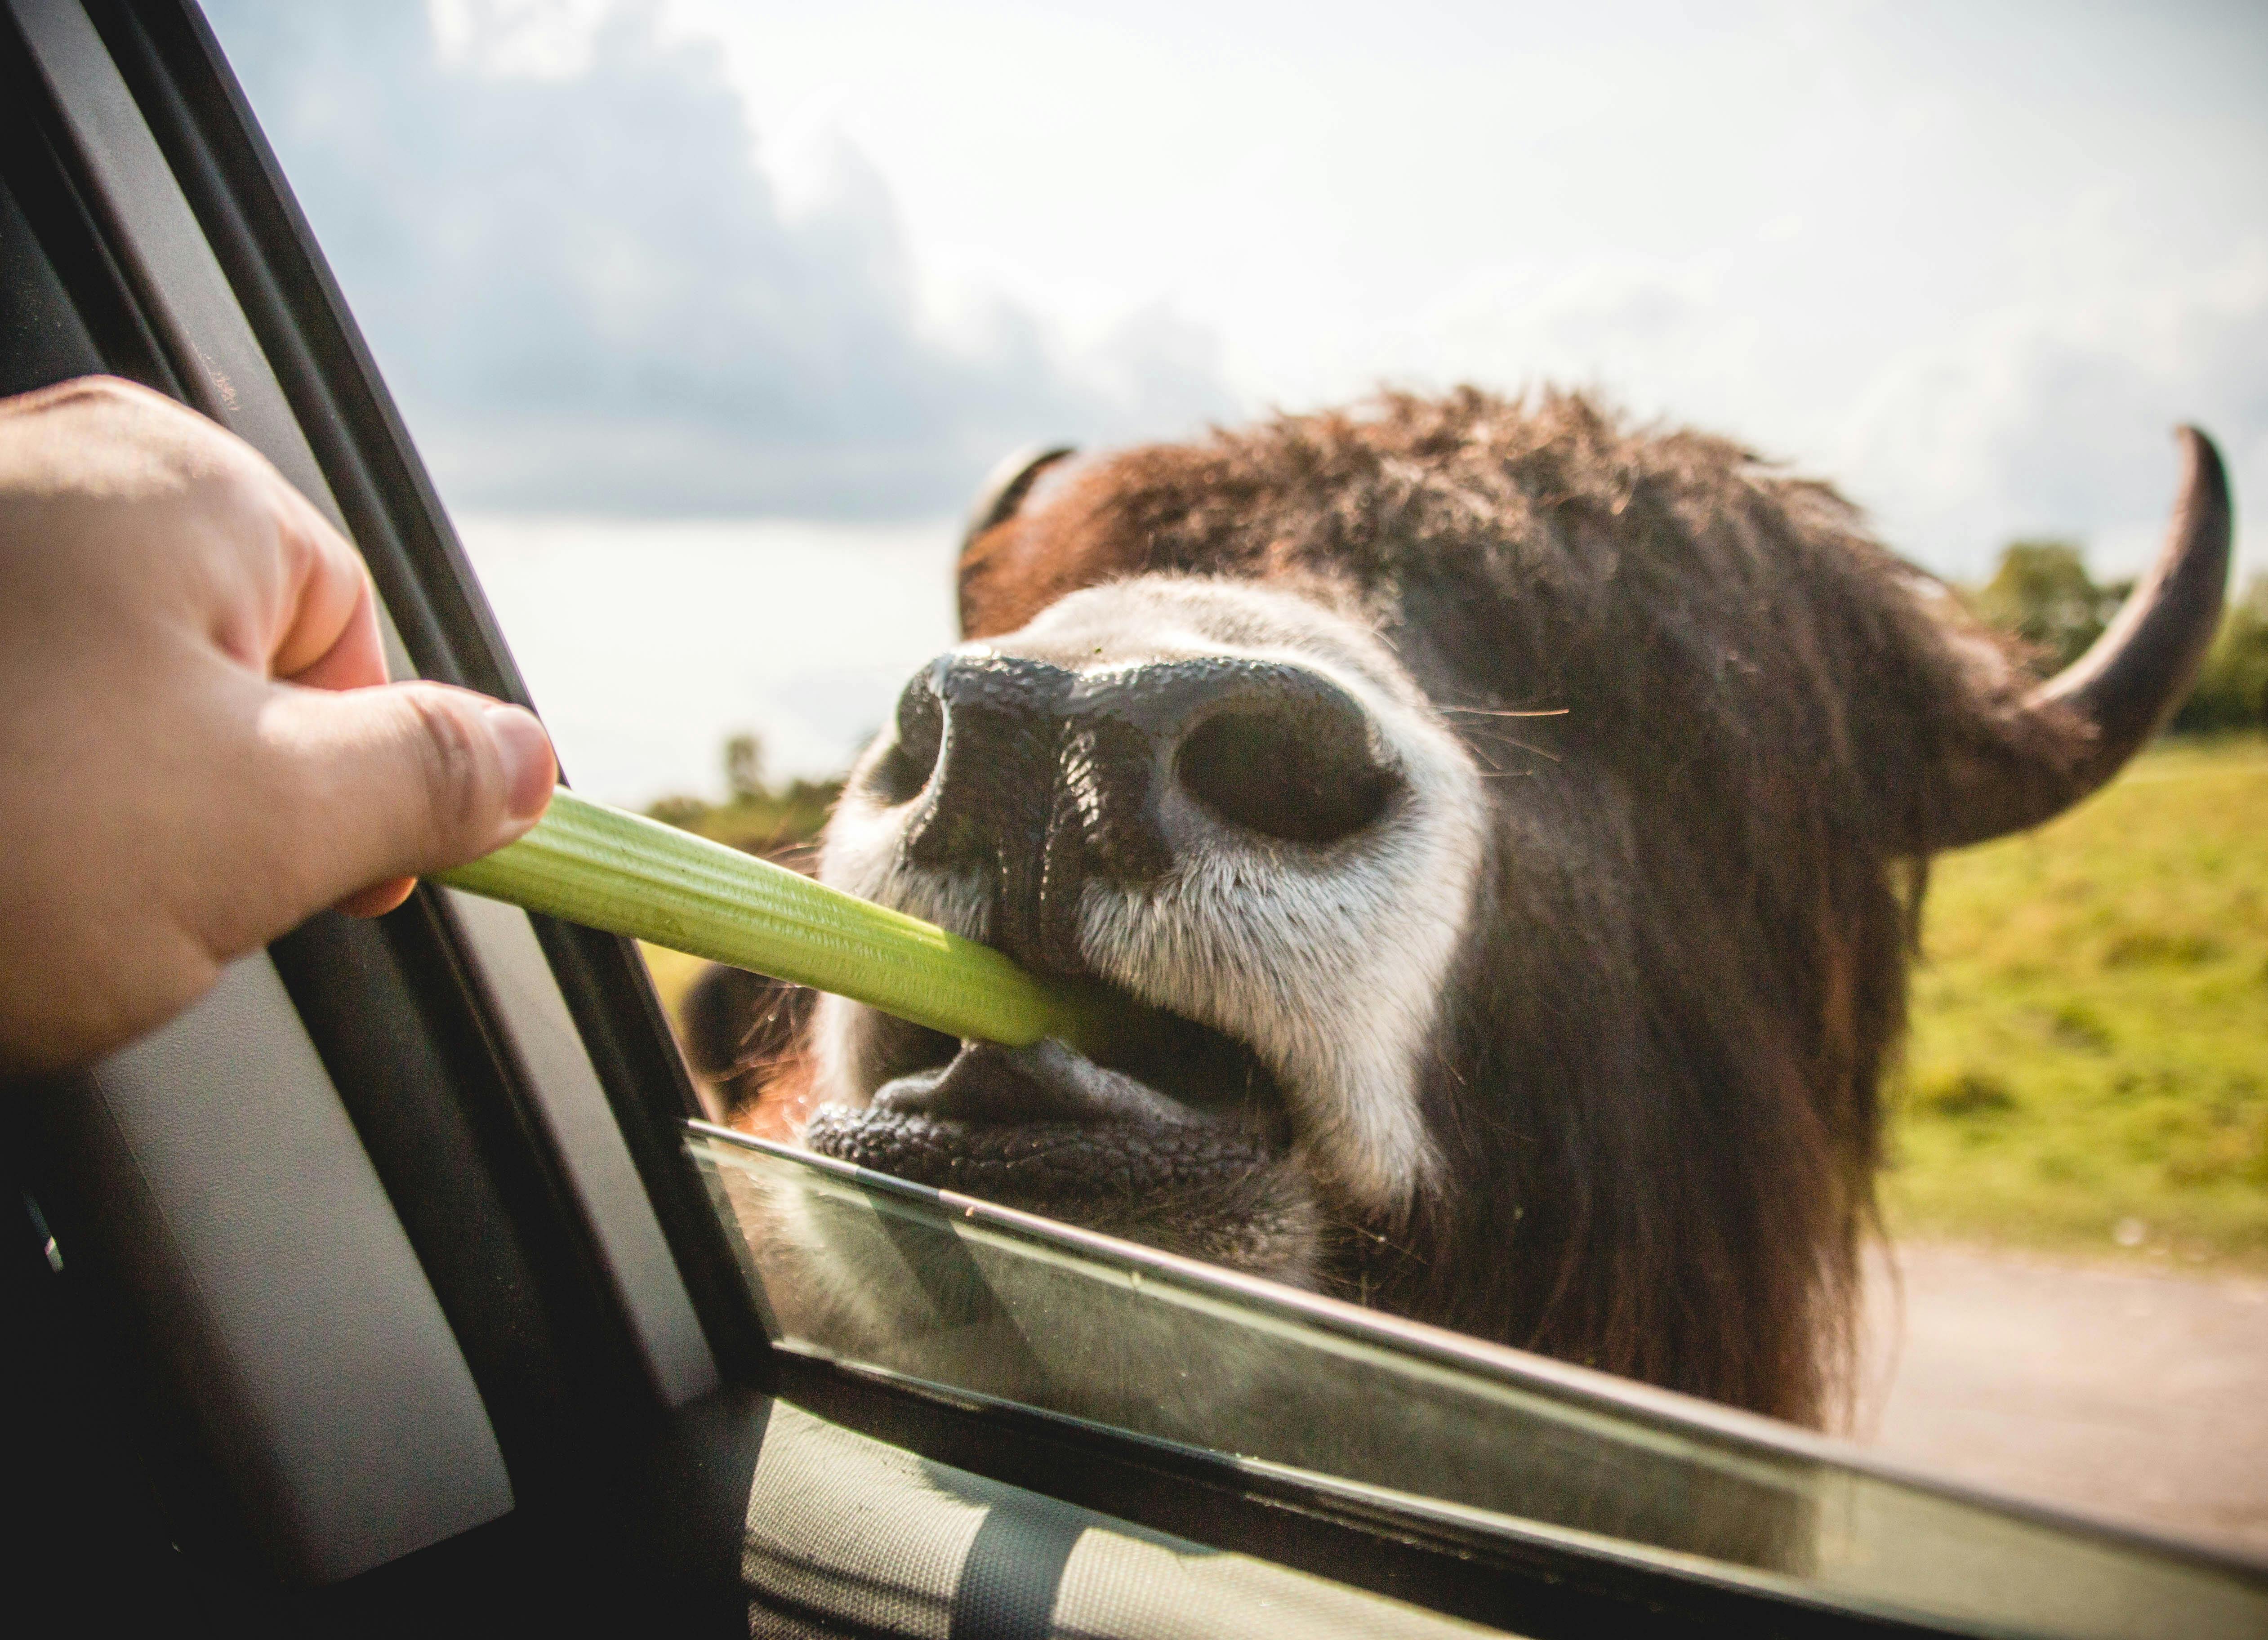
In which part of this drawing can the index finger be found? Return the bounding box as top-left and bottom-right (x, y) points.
(268, 478), (388, 691)
(288, 572), (390, 692)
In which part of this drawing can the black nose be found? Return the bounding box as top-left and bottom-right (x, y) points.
(875, 651), (1399, 971)
(1170, 665), (1401, 846)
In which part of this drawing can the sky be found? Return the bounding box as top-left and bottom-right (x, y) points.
(202, 0), (2268, 802)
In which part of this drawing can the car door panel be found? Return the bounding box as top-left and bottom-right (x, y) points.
(40, 953), (515, 1582)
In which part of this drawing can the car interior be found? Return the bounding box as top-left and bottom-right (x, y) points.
(3, 3), (2265, 1636)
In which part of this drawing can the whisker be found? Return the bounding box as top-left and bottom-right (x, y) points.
(1479, 733), (1562, 764)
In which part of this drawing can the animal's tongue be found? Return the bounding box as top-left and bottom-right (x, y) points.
(870, 1038), (1208, 1128)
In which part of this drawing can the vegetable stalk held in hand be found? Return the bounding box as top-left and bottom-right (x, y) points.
(434, 787), (1127, 1056)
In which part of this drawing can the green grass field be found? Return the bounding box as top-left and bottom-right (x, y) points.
(642, 737), (2268, 1270)
(1889, 735), (2268, 1269)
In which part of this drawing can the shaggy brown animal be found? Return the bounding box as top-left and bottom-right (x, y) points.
(688, 388), (2228, 1426)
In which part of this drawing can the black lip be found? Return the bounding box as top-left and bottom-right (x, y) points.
(801, 1105), (1281, 1202)
(806, 997), (1302, 1245)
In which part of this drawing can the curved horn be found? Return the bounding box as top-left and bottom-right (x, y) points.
(962, 444), (1078, 550)
(1926, 426), (2232, 850)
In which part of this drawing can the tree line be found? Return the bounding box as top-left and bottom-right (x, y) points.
(1965, 541), (2268, 733)
(646, 732), (841, 858)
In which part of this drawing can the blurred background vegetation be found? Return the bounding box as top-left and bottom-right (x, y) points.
(643, 731), (843, 862)
(1898, 553), (2268, 1268)
(642, 551), (2268, 1270)
(1892, 736), (2266, 1269)
(1964, 544), (2268, 732)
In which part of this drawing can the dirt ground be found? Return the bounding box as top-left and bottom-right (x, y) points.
(1858, 1242), (2268, 1561)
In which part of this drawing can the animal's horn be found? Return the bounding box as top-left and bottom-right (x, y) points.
(1925, 426), (2232, 850)
(963, 444), (1078, 550)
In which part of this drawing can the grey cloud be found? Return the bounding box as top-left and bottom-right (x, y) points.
(201, 2), (1236, 517)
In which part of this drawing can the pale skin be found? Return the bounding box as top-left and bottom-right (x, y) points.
(0, 377), (557, 1076)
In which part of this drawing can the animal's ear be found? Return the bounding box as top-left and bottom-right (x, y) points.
(963, 444), (1078, 550)
(958, 444), (1076, 637)
(1912, 427), (2231, 851)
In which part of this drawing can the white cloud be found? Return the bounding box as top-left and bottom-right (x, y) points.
(428, 0), (611, 81)
(203, 1), (1236, 518)
(1358, 254), (1754, 419)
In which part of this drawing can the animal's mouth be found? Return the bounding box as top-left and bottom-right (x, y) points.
(802, 987), (1296, 1222)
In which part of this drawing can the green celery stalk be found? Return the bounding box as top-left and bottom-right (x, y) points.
(434, 786), (1125, 1056)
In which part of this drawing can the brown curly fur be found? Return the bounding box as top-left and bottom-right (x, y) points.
(686, 389), (2089, 1423)
(942, 387), (2078, 1426)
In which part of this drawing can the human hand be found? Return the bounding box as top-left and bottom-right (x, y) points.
(0, 377), (555, 1075)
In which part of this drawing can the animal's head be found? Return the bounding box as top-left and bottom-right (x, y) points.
(697, 390), (2228, 1424)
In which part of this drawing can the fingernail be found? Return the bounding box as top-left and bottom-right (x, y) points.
(483, 702), (557, 823)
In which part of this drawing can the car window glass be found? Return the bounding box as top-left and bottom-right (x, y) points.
(693, 1128), (2265, 1637)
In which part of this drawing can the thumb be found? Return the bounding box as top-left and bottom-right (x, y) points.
(261, 680), (556, 920)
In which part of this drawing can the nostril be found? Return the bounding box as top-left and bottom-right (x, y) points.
(869, 676), (945, 805)
(1175, 701), (1399, 847)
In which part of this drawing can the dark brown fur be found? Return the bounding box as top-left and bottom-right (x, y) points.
(726, 388), (2075, 1426)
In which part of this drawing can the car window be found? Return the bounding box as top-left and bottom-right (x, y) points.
(192, 4), (2268, 1634)
(689, 1128), (2266, 1638)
